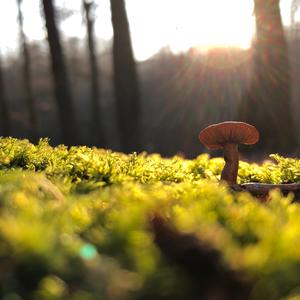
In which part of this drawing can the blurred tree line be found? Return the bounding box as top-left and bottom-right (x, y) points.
(0, 0), (300, 158)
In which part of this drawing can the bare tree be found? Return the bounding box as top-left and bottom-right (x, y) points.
(0, 54), (10, 136)
(110, 0), (141, 152)
(41, 0), (78, 145)
(17, 0), (38, 142)
(83, 0), (106, 147)
(240, 0), (296, 153)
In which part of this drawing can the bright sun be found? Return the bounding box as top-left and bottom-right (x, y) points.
(127, 0), (256, 60)
(179, 0), (255, 49)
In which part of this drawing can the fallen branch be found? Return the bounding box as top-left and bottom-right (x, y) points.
(231, 183), (300, 199)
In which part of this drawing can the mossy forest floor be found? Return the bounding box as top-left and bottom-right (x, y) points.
(1, 138), (300, 299)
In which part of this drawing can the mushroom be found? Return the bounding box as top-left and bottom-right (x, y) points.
(198, 121), (259, 186)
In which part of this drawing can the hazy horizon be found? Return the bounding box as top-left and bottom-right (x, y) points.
(0, 0), (298, 61)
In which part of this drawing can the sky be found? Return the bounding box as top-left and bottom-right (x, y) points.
(0, 0), (298, 61)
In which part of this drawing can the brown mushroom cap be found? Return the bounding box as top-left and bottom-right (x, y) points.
(199, 121), (259, 149)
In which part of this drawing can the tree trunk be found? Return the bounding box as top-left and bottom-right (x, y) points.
(110, 0), (141, 152)
(41, 0), (78, 145)
(83, 0), (106, 147)
(0, 55), (10, 136)
(240, 0), (296, 153)
(17, 0), (38, 143)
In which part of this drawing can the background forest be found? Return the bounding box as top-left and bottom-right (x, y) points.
(3, 2), (300, 299)
(1, 0), (300, 158)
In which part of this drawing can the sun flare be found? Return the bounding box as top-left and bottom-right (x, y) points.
(127, 0), (256, 60)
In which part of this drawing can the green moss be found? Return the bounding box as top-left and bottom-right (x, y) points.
(1, 138), (300, 299)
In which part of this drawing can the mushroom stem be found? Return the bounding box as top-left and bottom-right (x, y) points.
(221, 143), (239, 185)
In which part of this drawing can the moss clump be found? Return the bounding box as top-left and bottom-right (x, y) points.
(0, 138), (300, 299)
